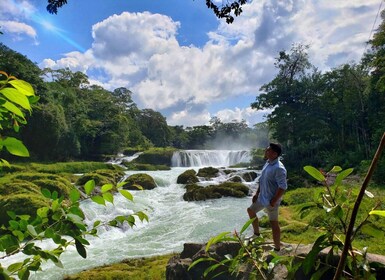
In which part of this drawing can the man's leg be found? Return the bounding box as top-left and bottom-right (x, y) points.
(270, 220), (280, 251)
(247, 207), (260, 235)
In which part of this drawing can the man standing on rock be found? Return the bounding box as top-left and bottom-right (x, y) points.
(247, 142), (287, 252)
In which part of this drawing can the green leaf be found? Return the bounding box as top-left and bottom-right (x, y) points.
(117, 181), (127, 188)
(84, 180), (95, 196)
(1, 137), (29, 157)
(329, 166), (342, 173)
(369, 210), (385, 217)
(136, 211), (148, 222)
(91, 195), (105, 205)
(101, 184), (113, 193)
(304, 166), (325, 182)
(70, 189), (81, 203)
(334, 168), (353, 186)
(7, 262), (23, 273)
(1, 100), (25, 118)
(240, 218), (255, 235)
(102, 192), (114, 204)
(189, 257), (215, 270)
(75, 239), (87, 258)
(41, 188), (51, 199)
(0, 87), (31, 110)
(9, 79), (35, 96)
(205, 232), (231, 252)
(44, 228), (55, 238)
(27, 225), (37, 237)
(119, 189), (133, 201)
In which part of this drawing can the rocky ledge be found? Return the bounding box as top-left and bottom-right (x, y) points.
(166, 241), (385, 280)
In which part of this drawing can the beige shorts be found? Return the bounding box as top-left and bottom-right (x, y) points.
(249, 200), (279, 221)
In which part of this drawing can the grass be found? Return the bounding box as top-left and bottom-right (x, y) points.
(63, 254), (176, 280)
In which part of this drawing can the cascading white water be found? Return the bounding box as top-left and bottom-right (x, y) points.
(171, 150), (251, 167)
(2, 153), (260, 280)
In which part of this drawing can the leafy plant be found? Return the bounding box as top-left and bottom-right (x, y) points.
(0, 73), (148, 279)
(0, 71), (39, 165)
(0, 179), (148, 279)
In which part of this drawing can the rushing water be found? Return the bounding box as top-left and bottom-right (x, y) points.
(2, 151), (260, 279)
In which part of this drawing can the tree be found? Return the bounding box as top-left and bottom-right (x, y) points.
(136, 109), (171, 147)
(45, 0), (249, 23)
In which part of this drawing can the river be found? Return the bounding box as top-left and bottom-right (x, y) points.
(2, 150), (260, 279)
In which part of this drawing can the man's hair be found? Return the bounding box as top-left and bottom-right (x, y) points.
(269, 142), (282, 156)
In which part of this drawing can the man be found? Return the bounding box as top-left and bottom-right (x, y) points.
(247, 142), (287, 251)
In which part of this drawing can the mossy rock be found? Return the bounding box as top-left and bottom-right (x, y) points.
(122, 162), (171, 171)
(123, 173), (157, 190)
(228, 175), (243, 183)
(132, 148), (177, 166)
(33, 179), (73, 199)
(241, 171), (258, 182)
(0, 193), (49, 225)
(177, 169), (199, 184)
(183, 182), (249, 201)
(0, 180), (40, 196)
(196, 167), (220, 179)
(76, 169), (125, 188)
(12, 172), (72, 188)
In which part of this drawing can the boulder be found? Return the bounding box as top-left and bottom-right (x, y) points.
(197, 167), (220, 179)
(183, 182), (248, 201)
(177, 169), (199, 184)
(123, 173), (157, 190)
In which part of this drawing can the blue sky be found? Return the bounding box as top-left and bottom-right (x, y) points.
(0, 0), (382, 127)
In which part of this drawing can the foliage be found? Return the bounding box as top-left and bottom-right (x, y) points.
(45, 0), (249, 24)
(183, 182), (249, 201)
(191, 165), (385, 279)
(63, 253), (176, 280)
(0, 179), (148, 279)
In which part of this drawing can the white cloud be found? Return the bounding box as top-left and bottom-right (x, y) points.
(34, 0), (381, 127)
(0, 20), (36, 39)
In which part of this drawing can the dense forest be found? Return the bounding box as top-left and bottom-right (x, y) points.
(0, 43), (267, 161)
(1, 11), (385, 184)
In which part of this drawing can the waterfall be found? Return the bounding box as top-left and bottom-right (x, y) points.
(171, 150), (251, 167)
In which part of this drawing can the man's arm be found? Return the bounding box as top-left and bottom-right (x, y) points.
(270, 188), (285, 207)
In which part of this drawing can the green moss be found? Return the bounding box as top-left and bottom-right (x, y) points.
(183, 182), (248, 201)
(0, 180), (40, 196)
(123, 173), (157, 190)
(196, 167), (219, 179)
(132, 148), (177, 166)
(123, 162), (171, 171)
(64, 254), (176, 280)
(177, 169), (199, 184)
(0, 193), (49, 225)
(32, 179), (73, 198)
(76, 169), (125, 187)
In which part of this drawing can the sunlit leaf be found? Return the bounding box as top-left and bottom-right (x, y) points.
(334, 168), (353, 186)
(1, 101), (24, 118)
(91, 195), (105, 205)
(101, 184), (113, 193)
(102, 192), (114, 204)
(361, 223), (384, 238)
(70, 189), (81, 203)
(84, 180), (95, 196)
(9, 79), (35, 96)
(1, 137), (29, 157)
(119, 189), (133, 201)
(304, 166), (325, 182)
(369, 210), (385, 217)
(0, 87), (31, 110)
(329, 166), (342, 173)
